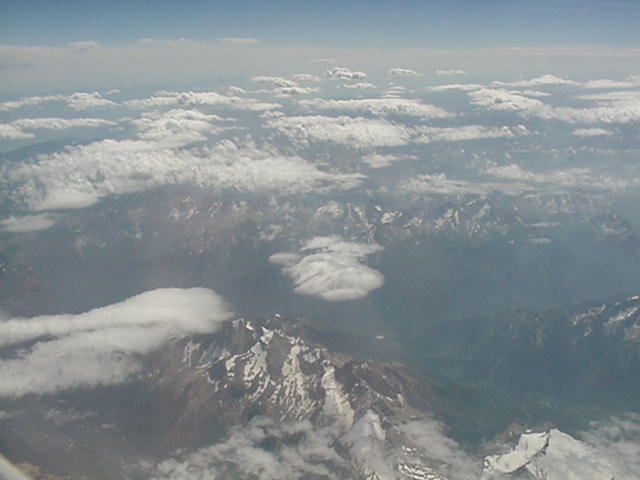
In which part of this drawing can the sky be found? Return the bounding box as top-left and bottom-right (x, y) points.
(1, 0), (639, 95)
(2, 0), (640, 48)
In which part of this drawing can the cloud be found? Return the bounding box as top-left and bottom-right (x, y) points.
(0, 288), (232, 397)
(435, 69), (466, 76)
(151, 417), (345, 480)
(0, 92), (116, 112)
(11, 117), (116, 130)
(362, 153), (416, 168)
(412, 124), (528, 143)
(4, 135), (363, 211)
(291, 73), (322, 82)
(0, 214), (59, 233)
(298, 97), (452, 119)
(325, 67), (368, 80)
(572, 127), (614, 136)
(401, 173), (499, 196)
(1, 116), (116, 140)
(582, 79), (636, 89)
(341, 82), (377, 89)
(492, 74), (579, 87)
(469, 87), (640, 124)
(577, 414), (640, 480)
(124, 90), (280, 111)
(0, 124), (34, 140)
(129, 108), (231, 147)
(269, 236), (383, 301)
(251, 75), (299, 88)
(67, 41), (100, 52)
(388, 68), (421, 77)
(429, 83), (483, 92)
(486, 163), (638, 192)
(266, 114), (411, 149)
(218, 37), (260, 46)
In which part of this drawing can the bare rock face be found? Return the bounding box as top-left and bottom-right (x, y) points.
(132, 315), (462, 479)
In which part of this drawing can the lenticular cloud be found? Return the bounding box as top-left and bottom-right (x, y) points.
(269, 236), (384, 301)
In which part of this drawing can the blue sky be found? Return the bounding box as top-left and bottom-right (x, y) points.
(2, 0), (639, 48)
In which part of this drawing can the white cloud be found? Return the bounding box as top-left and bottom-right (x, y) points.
(0, 92), (116, 112)
(129, 108), (230, 147)
(325, 67), (368, 80)
(0, 288), (232, 397)
(1, 117), (116, 140)
(269, 236), (383, 301)
(401, 173), (497, 196)
(299, 97), (452, 119)
(429, 83), (483, 92)
(67, 41), (100, 52)
(572, 127), (614, 137)
(577, 414), (640, 480)
(266, 114), (411, 148)
(582, 79), (636, 89)
(341, 82), (377, 89)
(469, 87), (640, 124)
(5, 136), (362, 211)
(435, 69), (466, 76)
(0, 214), (59, 233)
(124, 90), (280, 111)
(218, 37), (260, 46)
(152, 417), (344, 480)
(362, 153), (416, 168)
(251, 75), (299, 88)
(11, 117), (117, 130)
(412, 124), (527, 143)
(388, 67), (421, 77)
(486, 163), (638, 192)
(0, 124), (34, 140)
(492, 74), (579, 87)
(291, 73), (322, 82)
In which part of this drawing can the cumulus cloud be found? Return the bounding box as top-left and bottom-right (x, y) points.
(0, 288), (232, 397)
(325, 67), (368, 80)
(435, 69), (466, 76)
(341, 82), (377, 89)
(0, 124), (34, 140)
(291, 73), (322, 82)
(1, 116), (116, 140)
(0, 92), (116, 112)
(469, 87), (640, 124)
(388, 68), (421, 77)
(412, 124), (528, 143)
(269, 236), (383, 301)
(4, 134), (362, 211)
(492, 74), (578, 87)
(0, 214), (59, 233)
(266, 114), (411, 149)
(124, 90), (280, 111)
(298, 97), (452, 119)
(572, 127), (614, 136)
